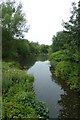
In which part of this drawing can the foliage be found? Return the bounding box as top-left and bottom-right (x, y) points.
(1, 0), (29, 60)
(2, 62), (34, 94)
(50, 51), (64, 62)
(2, 1), (49, 118)
(40, 44), (49, 54)
(29, 42), (40, 54)
(1, 0), (29, 37)
(52, 31), (69, 52)
(50, 52), (80, 91)
(68, 63), (80, 91)
(54, 61), (72, 80)
(49, 51), (64, 69)
(3, 95), (39, 119)
(63, 1), (80, 51)
(16, 39), (30, 59)
(49, 1), (80, 91)
(2, 62), (49, 119)
(1, 1), (49, 60)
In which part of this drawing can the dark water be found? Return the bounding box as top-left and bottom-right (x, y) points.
(27, 56), (80, 118)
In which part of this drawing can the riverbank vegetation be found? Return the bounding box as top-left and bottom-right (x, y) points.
(2, 0), (80, 118)
(2, 62), (49, 119)
(49, 1), (80, 91)
(1, 0), (49, 119)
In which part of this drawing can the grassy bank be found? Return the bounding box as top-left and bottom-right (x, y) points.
(49, 51), (80, 92)
(2, 61), (49, 119)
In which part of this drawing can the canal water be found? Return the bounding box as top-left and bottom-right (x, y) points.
(27, 56), (80, 118)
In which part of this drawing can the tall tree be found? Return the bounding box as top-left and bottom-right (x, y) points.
(63, 1), (80, 51)
(1, 0), (29, 37)
(1, 0), (29, 59)
(52, 31), (69, 52)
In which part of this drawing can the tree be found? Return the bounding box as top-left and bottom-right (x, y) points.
(63, 1), (80, 51)
(40, 44), (49, 54)
(1, 0), (29, 59)
(51, 31), (69, 52)
(1, 0), (29, 38)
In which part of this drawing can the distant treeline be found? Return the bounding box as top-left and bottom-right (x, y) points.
(2, 36), (49, 61)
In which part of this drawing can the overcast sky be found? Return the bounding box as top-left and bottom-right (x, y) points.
(20, 0), (78, 45)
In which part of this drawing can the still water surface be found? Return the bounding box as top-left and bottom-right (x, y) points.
(27, 56), (80, 118)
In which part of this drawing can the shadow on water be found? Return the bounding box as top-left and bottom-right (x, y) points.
(58, 91), (80, 118)
(50, 67), (80, 119)
(19, 54), (48, 69)
(19, 54), (37, 69)
(26, 55), (80, 119)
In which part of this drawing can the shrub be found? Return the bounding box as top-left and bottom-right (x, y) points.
(50, 51), (64, 69)
(2, 62), (49, 119)
(68, 63), (80, 91)
(50, 51), (64, 62)
(3, 99), (39, 119)
(2, 62), (34, 94)
(3, 90), (48, 119)
(54, 61), (72, 80)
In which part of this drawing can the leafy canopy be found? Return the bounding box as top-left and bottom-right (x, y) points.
(1, 0), (29, 38)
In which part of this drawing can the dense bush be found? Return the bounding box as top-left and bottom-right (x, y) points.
(49, 51), (64, 70)
(50, 51), (64, 62)
(54, 61), (72, 80)
(2, 62), (49, 119)
(50, 51), (80, 91)
(2, 62), (33, 94)
(68, 63), (80, 91)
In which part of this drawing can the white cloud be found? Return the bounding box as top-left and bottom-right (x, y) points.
(20, 0), (78, 45)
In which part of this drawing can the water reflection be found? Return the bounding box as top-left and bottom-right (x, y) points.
(19, 55), (37, 69)
(28, 60), (64, 118)
(36, 54), (48, 61)
(20, 54), (48, 69)
(58, 92), (80, 118)
(50, 67), (80, 118)
(27, 55), (80, 119)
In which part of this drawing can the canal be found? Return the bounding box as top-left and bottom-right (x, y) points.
(26, 55), (80, 118)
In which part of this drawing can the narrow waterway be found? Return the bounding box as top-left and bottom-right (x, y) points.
(27, 58), (80, 118)
(28, 60), (64, 118)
